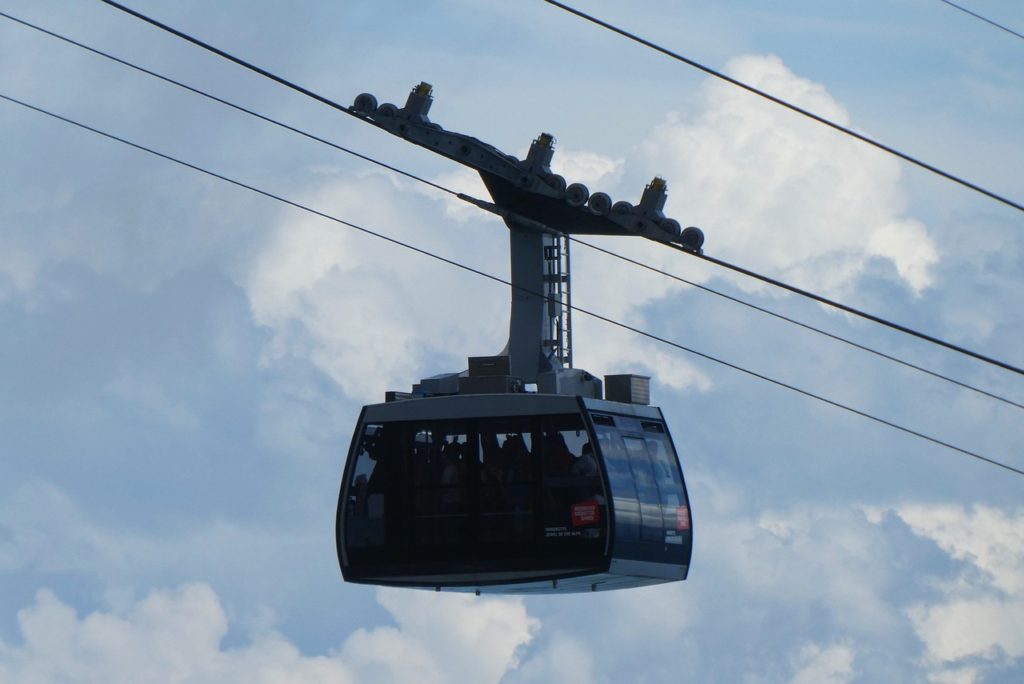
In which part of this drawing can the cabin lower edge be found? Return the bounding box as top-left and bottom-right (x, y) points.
(342, 560), (688, 594)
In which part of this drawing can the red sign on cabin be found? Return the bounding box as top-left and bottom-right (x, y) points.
(571, 501), (600, 527)
(676, 505), (690, 531)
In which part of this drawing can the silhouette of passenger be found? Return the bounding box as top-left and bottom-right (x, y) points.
(544, 431), (573, 476)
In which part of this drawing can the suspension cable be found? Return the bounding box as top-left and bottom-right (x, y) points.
(935, 0), (1024, 41)
(4, 8), (1021, 402)
(539, 0), (1024, 214)
(3, 91), (1020, 477)
(84, 1), (1024, 375)
(678, 245), (1024, 377)
(77, 2), (1024, 376)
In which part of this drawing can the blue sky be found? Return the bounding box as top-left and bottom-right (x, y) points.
(1, 1), (1023, 682)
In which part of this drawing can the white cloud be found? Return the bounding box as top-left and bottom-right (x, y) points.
(430, 167), (493, 222)
(866, 219), (938, 294)
(230, 54), (942, 403)
(701, 504), (901, 637)
(0, 584), (537, 684)
(892, 505), (1024, 670)
(341, 588), (537, 684)
(909, 597), (1024, 664)
(238, 160), (714, 402)
(927, 668), (981, 684)
(2, 4), (1022, 684)
(635, 54), (938, 299)
(516, 53), (940, 395)
(566, 233), (716, 394)
(603, 580), (696, 645)
(8, 477), (1024, 683)
(789, 642), (855, 684)
(241, 171), (509, 401)
(504, 631), (597, 684)
(894, 504), (1024, 595)
(550, 148), (624, 188)
(570, 318), (712, 395)
(0, 584), (355, 684)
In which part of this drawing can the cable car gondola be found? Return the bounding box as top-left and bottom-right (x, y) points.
(335, 82), (701, 593)
(337, 391), (691, 593)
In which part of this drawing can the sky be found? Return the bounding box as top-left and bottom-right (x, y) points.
(1, 0), (1023, 682)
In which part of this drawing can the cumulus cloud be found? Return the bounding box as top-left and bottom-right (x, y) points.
(0, 584), (536, 684)
(2, 4), (1019, 684)
(240, 159), (710, 401)
(701, 503), (902, 637)
(241, 170), (508, 401)
(504, 631), (596, 684)
(894, 504), (1024, 595)
(474, 53), (938, 395)
(430, 167), (493, 222)
(569, 318), (713, 395)
(550, 148), (624, 188)
(232, 54), (941, 403)
(518, 492), (1022, 682)
(789, 642), (855, 684)
(893, 505), (1024, 670)
(6, 475), (1024, 683)
(635, 54), (938, 299)
(341, 588), (538, 684)
(909, 597), (1024, 664)
(0, 584), (351, 684)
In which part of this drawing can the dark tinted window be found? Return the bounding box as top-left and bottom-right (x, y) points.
(541, 415), (605, 551)
(412, 425), (472, 551)
(622, 436), (663, 542)
(342, 412), (607, 572)
(478, 417), (537, 548)
(594, 423), (639, 542)
(344, 422), (407, 552)
(593, 417), (689, 549)
(643, 429), (689, 541)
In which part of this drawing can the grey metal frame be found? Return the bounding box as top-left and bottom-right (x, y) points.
(350, 83), (703, 391)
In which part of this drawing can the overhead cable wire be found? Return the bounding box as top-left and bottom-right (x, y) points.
(7, 9), (1022, 402)
(539, 0), (1024, 214)
(0, 10), (454, 197)
(936, 0), (1024, 41)
(570, 236), (1024, 410)
(96, 0), (364, 122)
(677, 245), (1024, 378)
(83, 2), (1024, 376)
(4, 90), (1021, 478)
(458, 201), (1024, 410)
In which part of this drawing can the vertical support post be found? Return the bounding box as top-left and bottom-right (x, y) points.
(562, 236), (573, 368)
(506, 219), (563, 383)
(542, 235), (573, 369)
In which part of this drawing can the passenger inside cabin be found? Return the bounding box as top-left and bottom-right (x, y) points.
(543, 431), (574, 476)
(479, 431), (503, 483)
(502, 433), (531, 482)
(439, 440), (464, 512)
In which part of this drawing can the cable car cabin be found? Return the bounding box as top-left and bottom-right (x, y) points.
(336, 393), (692, 594)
